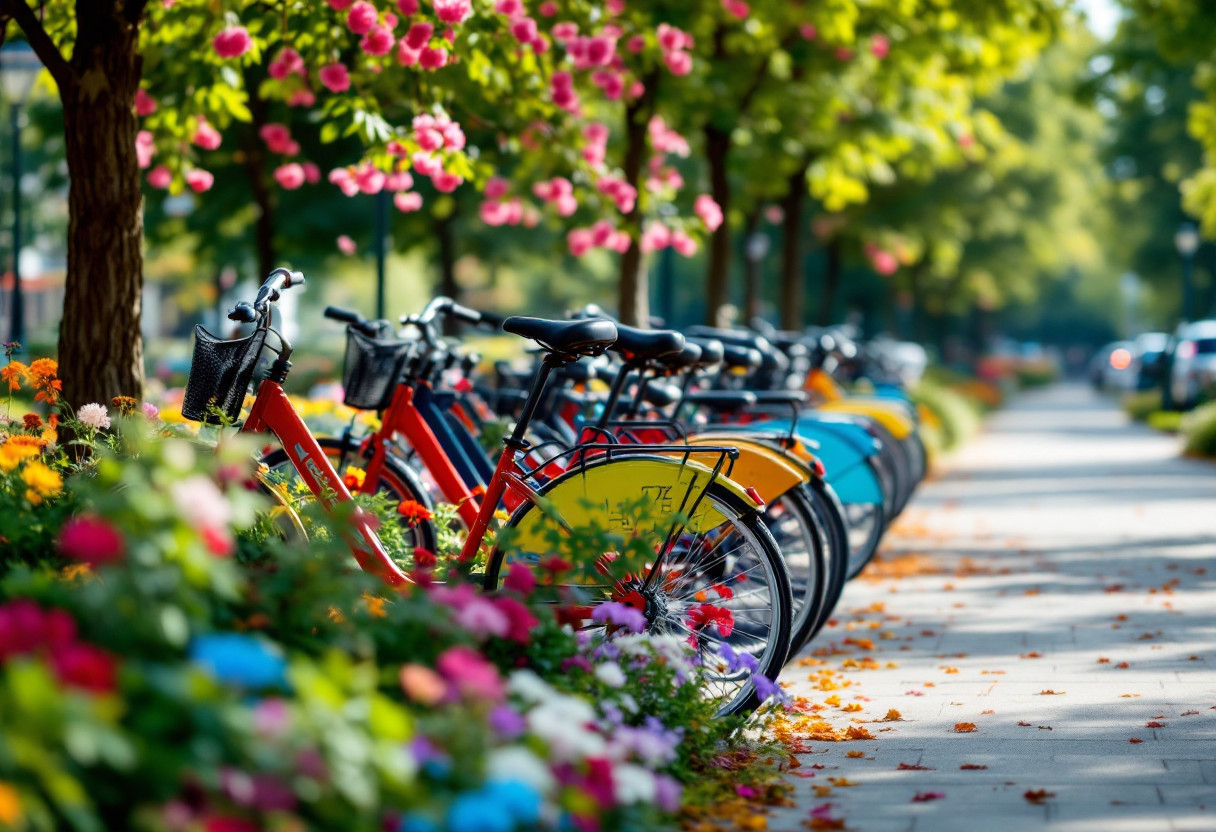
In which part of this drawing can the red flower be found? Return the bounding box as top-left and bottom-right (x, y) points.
(687, 603), (734, 638)
(22, 413), (42, 430)
(397, 499), (434, 527)
(204, 818), (260, 832)
(503, 562), (537, 595)
(539, 556), (572, 575)
(52, 642), (117, 694)
(494, 596), (539, 643)
(710, 583), (734, 600)
(413, 547), (437, 567)
(58, 515), (126, 567)
(202, 526), (235, 557)
(0, 599), (49, 659)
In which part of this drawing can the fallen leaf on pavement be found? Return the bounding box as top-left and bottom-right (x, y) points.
(1117, 662), (1130, 669)
(912, 792), (945, 802)
(960, 764), (988, 770)
(1017, 721), (1033, 727)
(1129, 738), (1143, 744)
(1038, 690), (1065, 695)
(1145, 721), (1165, 728)
(845, 751), (864, 758)
(905, 690), (924, 696)
(827, 778), (859, 787)
(897, 763), (934, 770)
(880, 709), (902, 721)
(1038, 726), (1053, 731)
(1024, 790), (1056, 804)
(942, 667), (959, 673)
(813, 785), (832, 797)
(1120, 693), (1140, 698)
(1020, 652), (1043, 658)
(1182, 710), (1199, 716)
(1097, 657), (1111, 663)
(954, 723), (977, 733)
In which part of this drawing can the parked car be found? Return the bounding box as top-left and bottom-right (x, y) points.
(1131, 332), (1169, 391)
(1089, 340), (1136, 391)
(1168, 320), (1216, 409)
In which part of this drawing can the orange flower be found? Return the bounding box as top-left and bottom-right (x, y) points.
(397, 499), (434, 527)
(27, 359), (60, 404)
(0, 361), (26, 392)
(111, 395), (137, 416)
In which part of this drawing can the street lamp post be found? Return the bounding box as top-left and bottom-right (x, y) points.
(1175, 221), (1200, 324)
(0, 43), (41, 348)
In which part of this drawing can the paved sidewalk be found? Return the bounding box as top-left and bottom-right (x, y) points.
(770, 383), (1216, 832)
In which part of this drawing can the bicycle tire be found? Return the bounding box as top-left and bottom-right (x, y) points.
(483, 459), (792, 718)
(760, 484), (828, 658)
(259, 436), (438, 554)
(803, 478), (850, 645)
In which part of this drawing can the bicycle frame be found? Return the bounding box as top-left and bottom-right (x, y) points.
(244, 378), (411, 587)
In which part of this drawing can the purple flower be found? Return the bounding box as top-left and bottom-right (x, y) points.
(753, 674), (791, 707)
(590, 601), (647, 634)
(488, 704), (526, 738)
(655, 774), (683, 813)
(717, 643), (759, 675)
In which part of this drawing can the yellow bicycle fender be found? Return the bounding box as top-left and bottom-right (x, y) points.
(805, 368), (846, 402)
(509, 455), (760, 555)
(818, 400), (915, 440)
(686, 434), (807, 504)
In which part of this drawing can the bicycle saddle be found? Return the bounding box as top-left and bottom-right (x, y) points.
(687, 338), (725, 367)
(658, 341), (703, 371)
(503, 316), (618, 357)
(608, 322), (685, 359)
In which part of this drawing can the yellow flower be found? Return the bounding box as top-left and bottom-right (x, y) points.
(0, 779), (22, 825)
(362, 592), (388, 618)
(343, 466), (366, 490)
(5, 434), (45, 452)
(0, 441), (38, 473)
(21, 460), (62, 502)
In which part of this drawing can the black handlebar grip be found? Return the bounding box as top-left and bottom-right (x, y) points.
(324, 306), (363, 325)
(448, 302), (484, 324)
(228, 302), (258, 323)
(476, 310), (506, 328)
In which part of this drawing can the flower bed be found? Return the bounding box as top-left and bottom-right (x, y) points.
(0, 358), (787, 831)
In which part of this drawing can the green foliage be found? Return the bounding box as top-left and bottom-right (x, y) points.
(1181, 400), (1216, 455)
(1122, 388), (1163, 421)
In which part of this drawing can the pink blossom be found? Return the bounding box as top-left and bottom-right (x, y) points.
(626, 34), (645, 53)
(394, 191), (423, 212)
(627, 80), (645, 99)
(551, 71), (579, 113)
(436, 646), (503, 701)
(274, 163), (306, 189)
(387, 140), (408, 156)
(722, 0), (749, 19)
(657, 23), (691, 51)
(260, 123), (294, 154)
(347, 1), (378, 33)
(568, 228), (594, 256)
(440, 120), (465, 149)
(148, 165), (172, 189)
(606, 0), (624, 12)
(602, 23), (623, 38)
(415, 125), (445, 152)
(503, 562), (537, 595)
(185, 168), (214, 193)
(319, 63), (351, 93)
(269, 47), (306, 79)
(213, 26), (252, 59)
(432, 0), (472, 25)
(495, 0), (525, 19)
(608, 230), (631, 252)
(538, 0), (557, 14)
(385, 170), (414, 191)
(834, 46), (853, 61)
(567, 34), (616, 69)
(663, 49), (692, 75)
(800, 23), (817, 40)
(405, 21), (434, 49)
(135, 131), (156, 169)
(329, 167), (361, 197)
(583, 143), (606, 167)
(530, 34), (550, 53)
(870, 33), (890, 59)
(354, 164), (387, 194)
(302, 162), (321, 183)
(58, 516), (125, 567)
(510, 17), (538, 43)
(337, 235), (357, 255)
(597, 177), (637, 213)
(385, 7), (398, 24)
(288, 88), (317, 107)
(397, 41), (422, 65)
(590, 219), (616, 247)
(585, 121), (610, 146)
(695, 194), (723, 231)
(551, 21), (578, 41)
(192, 119), (222, 150)
(419, 46), (448, 69)
(480, 199), (511, 226)
(142, 401), (159, 420)
(362, 25), (396, 55)
(134, 89), (157, 116)
(432, 171), (463, 192)
(397, 0), (419, 13)
(412, 153), (444, 177)
(870, 249), (898, 275)
(454, 598), (510, 639)
(671, 228), (698, 257)
(328, 0), (354, 9)
(592, 69), (624, 100)
(648, 116), (690, 156)
(640, 222), (671, 253)
(485, 176), (510, 199)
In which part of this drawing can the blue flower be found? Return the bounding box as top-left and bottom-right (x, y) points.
(447, 792), (513, 832)
(753, 673), (792, 707)
(188, 633), (288, 689)
(591, 601), (647, 634)
(484, 779), (542, 825)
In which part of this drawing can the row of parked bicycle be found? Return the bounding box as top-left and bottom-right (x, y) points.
(183, 269), (927, 716)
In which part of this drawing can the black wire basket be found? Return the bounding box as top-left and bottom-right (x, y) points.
(182, 325), (269, 424)
(341, 328), (412, 410)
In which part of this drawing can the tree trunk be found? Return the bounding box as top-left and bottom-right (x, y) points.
(617, 95), (650, 327)
(818, 238), (841, 326)
(742, 208), (762, 323)
(436, 211), (459, 336)
(58, 4), (146, 407)
(704, 125), (732, 325)
(242, 72), (276, 279)
(778, 165), (808, 331)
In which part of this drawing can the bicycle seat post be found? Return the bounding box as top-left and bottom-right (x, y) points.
(506, 352), (565, 449)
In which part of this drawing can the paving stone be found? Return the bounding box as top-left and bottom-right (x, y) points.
(776, 384), (1216, 831)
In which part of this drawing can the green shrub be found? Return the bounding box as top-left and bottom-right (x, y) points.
(911, 380), (983, 455)
(1182, 402), (1216, 457)
(1122, 389), (1162, 422)
(1016, 363), (1058, 388)
(1147, 410), (1183, 433)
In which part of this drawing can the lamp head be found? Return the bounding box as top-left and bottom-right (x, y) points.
(1175, 221), (1200, 258)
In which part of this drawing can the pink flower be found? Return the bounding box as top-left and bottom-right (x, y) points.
(347, 0), (378, 33)
(870, 249), (898, 275)
(597, 177), (636, 213)
(142, 402), (159, 420)
(480, 199), (510, 226)
(551, 21), (578, 41)
(337, 235), (358, 255)
(394, 191), (423, 212)
(494, 596), (538, 643)
(432, 0), (472, 25)
(485, 176), (510, 199)
(663, 49), (692, 75)
(432, 171), (462, 192)
(412, 152), (444, 177)
(419, 47), (448, 69)
(834, 46), (853, 61)
(626, 34), (645, 53)
(722, 0), (749, 18)
(259, 123), (295, 154)
(695, 194), (723, 232)
(385, 170), (414, 190)
(551, 71), (579, 112)
(606, 0), (624, 12)
(592, 69), (624, 100)
(58, 515), (125, 567)
(274, 163), (306, 189)
(405, 21), (434, 49)
(657, 23), (690, 51)
(440, 120), (465, 149)
(397, 0), (419, 13)
(288, 88), (316, 107)
(354, 164), (387, 194)
(495, 0), (525, 19)
(511, 17), (538, 43)
(135, 130), (156, 169)
(328, 0), (354, 9)
(268, 47), (305, 79)
(454, 598), (510, 639)
(148, 166), (172, 189)
(319, 63), (351, 92)
(415, 125), (445, 152)
(503, 562), (537, 595)
(436, 646), (503, 701)
(870, 33), (890, 59)
(671, 228), (698, 257)
(329, 168), (361, 197)
(192, 119), (222, 150)
(186, 168), (214, 193)
(397, 41), (421, 65)
(800, 23), (817, 40)
(301, 162), (321, 184)
(134, 88), (158, 116)
(362, 24), (396, 55)
(213, 26), (252, 59)
(568, 227), (594, 256)
(539, 0), (557, 15)
(640, 222), (671, 253)
(52, 643), (117, 694)
(649, 116), (690, 156)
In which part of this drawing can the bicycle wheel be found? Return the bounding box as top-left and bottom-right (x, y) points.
(760, 485), (827, 658)
(803, 478), (850, 644)
(260, 436), (438, 555)
(484, 463), (792, 717)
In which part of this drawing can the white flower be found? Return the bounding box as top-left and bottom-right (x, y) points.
(526, 695), (605, 761)
(507, 669), (556, 704)
(613, 763), (657, 805)
(170, 473), (232, 531)
(77, 403), (111, 430)
(486, 747), (555, 794)
(594, 661), (626, 688)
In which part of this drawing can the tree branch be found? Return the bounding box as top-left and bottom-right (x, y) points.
(0, 0), (73, 90)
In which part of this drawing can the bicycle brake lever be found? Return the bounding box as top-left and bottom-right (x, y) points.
(228, 302), (258, 323)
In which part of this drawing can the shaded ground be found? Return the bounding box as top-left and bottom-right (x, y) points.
(770, 383), (1216, 832)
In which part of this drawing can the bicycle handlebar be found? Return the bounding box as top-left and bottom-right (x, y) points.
(324, 305), (381, 337)
(400, 297), (503, 345)
(227, 268), (306, 324)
